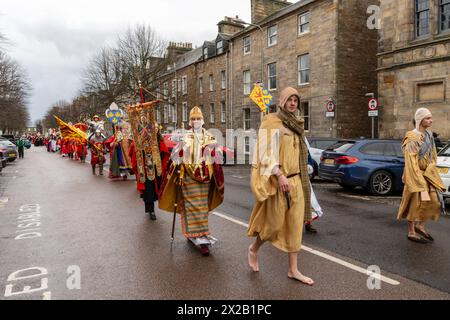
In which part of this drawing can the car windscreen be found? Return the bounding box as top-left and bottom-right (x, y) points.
(439, 144), (450, 156)
(315, 140), (339, 150)
(327, 141), (355, 153)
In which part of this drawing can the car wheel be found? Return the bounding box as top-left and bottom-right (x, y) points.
(339, 183), (356, 190)
(368, 170), (393, 196)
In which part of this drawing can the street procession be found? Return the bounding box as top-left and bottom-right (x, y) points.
(1, 0), (450, 306)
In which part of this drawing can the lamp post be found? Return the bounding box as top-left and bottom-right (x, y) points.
(231, 18), (265, 89)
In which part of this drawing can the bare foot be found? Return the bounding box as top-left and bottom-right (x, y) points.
(288, 271), (314, 286)
(248, 244), (259, 272)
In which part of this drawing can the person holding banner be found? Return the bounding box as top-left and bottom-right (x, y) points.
(247, 87), (314, 286)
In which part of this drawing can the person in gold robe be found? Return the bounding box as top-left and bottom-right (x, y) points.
(247, 87), (314, 286)
(397, 108), (446, 243)
(159, 106), (224, 256)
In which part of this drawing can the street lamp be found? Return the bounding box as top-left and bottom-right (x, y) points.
(231, 18), (265, 90)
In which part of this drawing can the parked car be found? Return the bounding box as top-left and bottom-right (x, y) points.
(1, 135), (18, 144)
(319, 139), (404, 195)
(0, 140), (18, 162)
(307, 137), (351, 179)
(437, 143), (450, 199)
(162, 133), (234, 165)
(0, 151), (7, 172)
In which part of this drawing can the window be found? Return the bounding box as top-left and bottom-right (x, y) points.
(163, 105), (168, 124)
(267, 63), (277, 90)
(244, 136), (250, 154)
(210, 103), (215, 123)
(243, 70), (251, 95)
(209, 74), (214, 91)
(156, 109), (161, 123)
(300, 101), (310, 131)
(163, 82), (168, 97)
(156, 86), (161, 99)
(298, 12), (310, 35)
(243, 109), (251, 130)
(298, 54), (310, 85)
(172, 80), (176, 97)
(182, 102), (188, 122)
(243, 36), (251, 54)
(221, 71), (226, 90)
(221, 101), (226, 123)
(359, 142), (386, 156)
(416, 0), (430, 37)
(440, 0), (450, 32)
(182, 76), (187, 95)
(200, 105), (205, 115)
(199, 77), (203, 94)
(267, 25), (277, 46)
(178, 79), (182, 93)
(217, 40), (223, 55)
(203, 47), (208, 59)
(171, 105), (177, 123)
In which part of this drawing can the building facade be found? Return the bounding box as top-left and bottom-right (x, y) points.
(378, 0), (450, 139)
(156, 0), (380, 152)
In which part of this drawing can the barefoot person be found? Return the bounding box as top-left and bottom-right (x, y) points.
(397, 108), (446, 243)
(247, 87), (314, 286)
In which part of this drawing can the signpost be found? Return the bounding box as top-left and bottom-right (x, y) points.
(326, 99), (336, 118)
(368, 97), (378, 139)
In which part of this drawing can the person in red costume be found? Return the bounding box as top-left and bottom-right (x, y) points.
(89, 130), (106, 176)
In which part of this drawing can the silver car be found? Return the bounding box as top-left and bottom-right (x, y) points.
(0, 140), (18, 162)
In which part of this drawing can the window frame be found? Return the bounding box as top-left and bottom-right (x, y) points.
(203, 47), (209, 59)
(243, 108), (251, 131)
(217, 40), (224, 55)
(300, 101), (310, 132)
(221, 101), (226, 123)
(243, 70), (251, 95)
(210, 103), (215, 124)
(440, 0), (450, 33)
(199, 77), (203, 95)
(267, 62), (277, 91)
(415, 0), (430, 38)
(182, 102), (188, 122)
(182, 76), (187, 95)
(243, 36), (251, 54)
(221, 70), (226, 90)
(267, 25), (278, 47)
(298, 54), (310, 85)
(209, 74), (214, 91)
(298, 12), (311, 35)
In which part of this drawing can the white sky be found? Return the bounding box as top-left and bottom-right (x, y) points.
(0, 0), (251, 124)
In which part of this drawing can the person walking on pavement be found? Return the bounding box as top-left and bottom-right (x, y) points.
(16, 136), (25, 159)
(89, 129), (106, 176)
(397, 108), (446, 243)
(247, 87), (314, 286)
(159, 107), (224, 256)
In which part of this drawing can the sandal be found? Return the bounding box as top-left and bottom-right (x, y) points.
(415, 228), (434, 242)
(407, 235), (429, 244)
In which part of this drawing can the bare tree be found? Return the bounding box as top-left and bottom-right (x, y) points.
(0, 52), (31, 133)
(81, 46), (128, 107)
(117, 24), (168, 101)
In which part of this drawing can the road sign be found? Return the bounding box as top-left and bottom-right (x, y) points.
(368, 110), (378, 117)
(368, 98), (378, 110)
(326, 99), (336, 112)
(326, 112), (335, 118)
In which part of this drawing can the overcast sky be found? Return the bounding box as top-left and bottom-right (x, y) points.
(0, 0), (251, 124)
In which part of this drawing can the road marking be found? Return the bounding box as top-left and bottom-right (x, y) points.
(231, 175), (246, 179)
(211, 210), (400, 286)
(0, 197), (8, 204)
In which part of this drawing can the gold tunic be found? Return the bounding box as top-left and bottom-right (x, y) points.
(247, 114), (305, 253)
(397, 130), (445, 222)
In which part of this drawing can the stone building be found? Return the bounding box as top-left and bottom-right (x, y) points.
(230, 0), (379, 141)
(378, 0), (450, 139)
(156, 0), (380, 151)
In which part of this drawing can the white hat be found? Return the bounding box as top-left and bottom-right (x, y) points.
(414, 108), (432, 131)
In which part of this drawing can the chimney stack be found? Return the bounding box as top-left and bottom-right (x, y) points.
(217, 16), (246, 35)
(251, 0), (291, 24)
(166, 42), (193, 60)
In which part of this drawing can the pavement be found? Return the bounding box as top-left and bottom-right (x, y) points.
(0, 147), (449, 300)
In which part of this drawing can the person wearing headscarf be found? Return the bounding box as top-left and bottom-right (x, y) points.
(397, 108), (446, 243)
(247, 87), (314, 286)
(159, 106), (224, 256)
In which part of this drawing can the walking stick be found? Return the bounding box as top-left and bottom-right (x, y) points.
(171, 165), (181, 243)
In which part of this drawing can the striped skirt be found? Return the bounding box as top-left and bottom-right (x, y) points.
(181, 173), (210, 238)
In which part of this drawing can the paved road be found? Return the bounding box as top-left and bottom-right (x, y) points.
(0, 147), (449, 300)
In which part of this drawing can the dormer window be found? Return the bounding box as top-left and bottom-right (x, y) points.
(217, 40), (224, 55)
(203, 47), (209, 59)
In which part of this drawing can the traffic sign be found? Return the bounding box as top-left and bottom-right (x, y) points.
(368, 98), (378, 110)
(326, 112), (335, 118)
(368, 110), (378, 117)
(326, 99), (336, 112)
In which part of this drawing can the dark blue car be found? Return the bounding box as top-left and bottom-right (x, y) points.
(318, 139), (404, 195)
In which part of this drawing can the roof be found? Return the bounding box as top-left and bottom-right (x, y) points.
(175, 47), (203, 70)
(232, 0), (316, 38)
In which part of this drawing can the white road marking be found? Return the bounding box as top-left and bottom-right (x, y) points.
(231, 175), (246, 179)
(211, 210), (400, 286)
(12, 176), (16, 179)
(0, 197), (8, 204)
